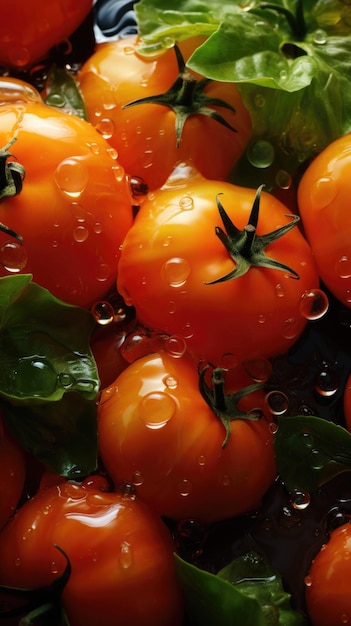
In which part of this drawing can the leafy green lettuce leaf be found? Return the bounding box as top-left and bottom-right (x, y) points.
(175, 551), (307, 625)
(135, 0), (351, 188)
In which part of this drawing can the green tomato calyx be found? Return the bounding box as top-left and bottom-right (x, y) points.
(199, 363), (263, 448)
(205, 185), (300, 284)
(122, 44), (237, 148)
(0, 137), (25, 201)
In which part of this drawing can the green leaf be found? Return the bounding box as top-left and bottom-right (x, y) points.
(44, 65), (88, 120)
(175, 552), (307, 625)
(2, 394), (98, 478)
(274, 415), (351, 493)
(0, 275), (99, 403)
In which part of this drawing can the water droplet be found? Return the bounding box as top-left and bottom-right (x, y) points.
(310, 176), (337, 209)
(313, 28), (328, 44)
(9, 46), (30, 67)
(164, 335), (187, 358)
(178, 479), (192, 496)
(222, 474), (232, 487)
(218, 353), (238, 369)
(269, 422), (278, 434)
(73, 225), (89, 243)
(46, 92), (66, 108)
(91, 301), (114, 325)
(132, 470), (144, 486)
(13, 357), (57, 397)
(336, 255), (351, 279)
(265, 390), (289, 415)
(138, 391), (176, 429)
(275, 283), (285, 298)
(96, 263), (112, 282)
(55, 158), (89, 198)
(198, 455), (206, 466)
(254, 93), (265, 108)
(120, 541), (133, 569)
(161, 257), (191, 287)
(314, 365), (340, 397)
(304, 574), (313, 587)
(57, 373), (75, 389)
(163, 375), (178, 389)
(279, 69), (288, 82)
(247, 140), (275, 168)
(300, 431), (314, 447)
(95, 117), (115, 139)
(310, 447), (328, 470)
(300, 289), (329, 320)
(341, 614), (349, 625)
(0, 241), (28, 272)
(50, 561), (59, 574)
(243, 357), (273, 382)
(70, 202), (86, 222)
(258, 314), (266, 324)
(112, 164), (125, 182)
(282, 317), (299, 340)
(290, 489), (311, 510)
(179, 195), (194, 210)
(275, 169), (292, 190)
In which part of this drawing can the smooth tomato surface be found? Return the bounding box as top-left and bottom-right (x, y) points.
(0, 0), (92, 69)
(0, 478), (183, 626)
(98, 350), (277, 523)
(78, 35), (252, 190)
(0, 418), (25, 531)
(298, 133), (351, 308)
(117, 166), (320, 366)
(0, 100), (133, 307)
(305, 522), (351, 626)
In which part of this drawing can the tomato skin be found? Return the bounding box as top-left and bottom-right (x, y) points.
(305, 522), (351, 626)
(0, 418), (25, 530)
(0, 479), (183, 626)
(0, 101), (134, 307)
(117, 166), (320, 366)
(77, 35), (252, 190)
(298, 134), (351, 308)
(0, 0), (93, 69)
(98, 350), (277, 524)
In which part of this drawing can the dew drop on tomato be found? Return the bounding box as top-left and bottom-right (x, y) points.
(275, 283), (285, 298)
(179, 195), (194, 210)
(290, 489), (311, 510)
(282, 316), (299, 340)
(164, 335), (187, 358)
(243, 356), (273, 382)
(54, 158), (89, 198)
(314, 365), (340, 397)
(95, 117), (115, 139)
(265, 390), (289, 416)
(119, 540), (133, 569)
(335, 255), (351, 279)
(310, 176), (337, 209)
(91, 301), (115, 325)
(300, 288), (329, 320)
(73, 225), (89, 243)
(138, 391), (176, 429)
(178, 479), (192, 497)
(0, 241), (28, 272)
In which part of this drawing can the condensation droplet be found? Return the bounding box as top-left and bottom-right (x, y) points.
(258, 314), (266, 324)
(282, 317), (299, 340)
(95, 118), (115, 139)
(132, 470), (144, 486)
(290, 489), (311, 510)
(96, 263), (112, 282)
(300, 431), (314, 448)
(14, 357), (57, 397)
(164, 335), (187, 358)
(178, 479), (192, 496)
(55, 158), (89, 198)
(275, 283), (285, 298)
(91, 301), (114, 325)
(161, 257), (191, 287)
(57, 373), (75, 389)
(120, 541), (133, 569)
(247, 140), (275, 168)
(300, 289), (329, 320)
(0, 241), (28, 272)
(163, 375), (178, 389)
(71, 202), (86, 222)
(243, 357), (273, 382)
(304, 574), (312, 587)
(222, 474), (232, 487)
(254, 93), (265, 108)
(313, 28), (328, 44)
(218, 353), (238, 369)
(179, 195), (194, 210)
(46, 92), (66, 108)
(310, 448), (328, 470)
(138, 391), (176, 429)
(341, 614), (349, 625)
(275, 169), (291, 189)
(314, 366), (340, 397)
(198, 455), (206, 467)
(310, 176), (337, 209)
(112, 164), (125, 182)
(265, 390), (289, 415)
(336, 255), (351, 279)
(73, 225), (89, 243)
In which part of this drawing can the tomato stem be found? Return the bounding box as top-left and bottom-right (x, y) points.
(0, 137), (25, 201)
(259, 0), (306, 40)
(122, 44), (238, 148)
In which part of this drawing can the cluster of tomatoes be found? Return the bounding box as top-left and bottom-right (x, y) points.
(1, 1), (351, 625)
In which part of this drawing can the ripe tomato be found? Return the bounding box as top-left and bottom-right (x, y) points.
(0, 417), (25, 531)
(0, 99), (133, 307)
(117, 164), (320, 367)
(0, 0), (93, 70)
(98, 350), (277, 523)
(77, 34), (252, 190)
(0, 478), (183, 626)
(305, 521), (351, 626)
(298, 133), (351, 308)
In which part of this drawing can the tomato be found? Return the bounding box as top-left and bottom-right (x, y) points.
(117, 164), (320, 367)
(0, 98), (134, 307)
(305, 521), (351, 626)
(0, 0), (92, 70)
(0, 477), (183, 626)
(297, 133), (351, 309)
(77, 34), (252, 190)
(98, 349), (277, 523)
(0, 417), (25, 530)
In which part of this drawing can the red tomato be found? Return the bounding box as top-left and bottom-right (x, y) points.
(0, 0), (92, 69)
(298, 133), (351, 308)
(77, 34), (252, 190)
(305, 521), (351, 626)
(98, 350), (277, 524)
(0, 418), (25, 530)
(0, 478), (183, 626)
(0, 100), (133, 307)
(117, 165), (320, 367)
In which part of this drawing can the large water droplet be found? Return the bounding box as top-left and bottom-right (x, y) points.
(161, 257), (191, 287)
(300, 289), (329, 320)
(164, 335), (187, 358)
(290, 489), (311, 510)
(336, 255), (351, 279)
(55, 158), (89, 198)
(265, 390), (289, 415)
(247, 140), (275, 168)
(310, 176), (337, 209)
(91, 301), (115, 325)
(138, 391), (176, 429)
(0, 241), (28, 272)
(178, 479), (192, 496)
(13, 357), (57, 397)
(314, 365), (340, 397)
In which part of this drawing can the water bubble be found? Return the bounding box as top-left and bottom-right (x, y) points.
(161, 257), (191, 287)
(120, 541), (133, 569)
(73, 225), (89, 243)
(164, 335), (187, 358)
(132, 470), (144, 486)
(179, 195), (194, 210)
(243, 357), (273, 382)
(265, 390), (289, 415)
(290, 489), (311, 510)
(178, 479), (192, 496)
(336, 255), (351, 279)
(313, 29), (328, 44)
(0, 241), (28, 272)
(55, 158), (89, 198)
(314, 365), (340, 397)
(95, 118), (115, 139)
(91, 301), (115, 325)
(138, 391), (176, 429)
(247, 140), (275, 168)
(310, 176), (337, 209)
(300, 289), (329, 320)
